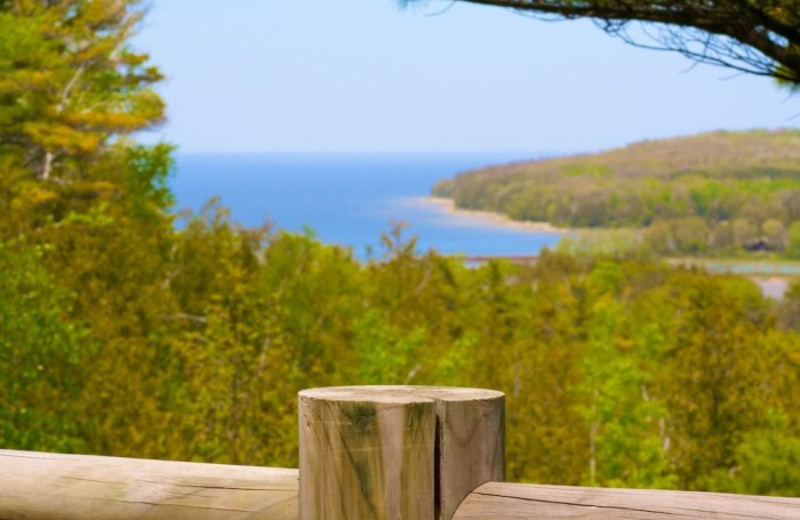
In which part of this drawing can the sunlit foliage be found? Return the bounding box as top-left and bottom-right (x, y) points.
(436, 130), (800, 257)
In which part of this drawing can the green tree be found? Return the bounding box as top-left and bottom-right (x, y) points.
(0, 240), (91, 452)
(660, 276), (777, 489)
(0, 0), (164, 182)
(577, 262), (674, 489)
(785, 221), (800, 258)
(763, 218), (787, 250)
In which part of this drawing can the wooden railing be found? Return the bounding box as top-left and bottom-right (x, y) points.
(0, 449), (298, 519)
(2, 385), (799, 520)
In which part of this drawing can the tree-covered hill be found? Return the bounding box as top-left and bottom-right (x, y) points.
(434, 130), (800, 256)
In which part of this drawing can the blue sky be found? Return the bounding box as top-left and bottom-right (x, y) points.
(136, 0), (798, 154)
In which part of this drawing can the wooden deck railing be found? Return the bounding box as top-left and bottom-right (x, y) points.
(2, 385), (799, 520)
(0, 449), (298, 519)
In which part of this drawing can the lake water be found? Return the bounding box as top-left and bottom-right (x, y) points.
(171, 153), (562, 259)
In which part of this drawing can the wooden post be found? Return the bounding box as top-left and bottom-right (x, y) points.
(425, 387), (505, 520)
(298, 386), (504, 520)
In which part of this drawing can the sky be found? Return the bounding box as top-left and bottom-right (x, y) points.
(135, 0), (800, 154)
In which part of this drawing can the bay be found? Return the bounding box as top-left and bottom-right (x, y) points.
(171, 153), (562, 259)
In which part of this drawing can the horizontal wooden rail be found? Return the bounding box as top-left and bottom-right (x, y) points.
(453, 482), (800, 519)
(6, 454), (800, 520)
(3, 387), (800, 520)
(0, 449), (298, 520)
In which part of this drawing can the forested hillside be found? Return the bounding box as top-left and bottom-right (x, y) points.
(3, 1), (800, 497)
(6, 213), (800, 493)
(435, 130), (800, 256)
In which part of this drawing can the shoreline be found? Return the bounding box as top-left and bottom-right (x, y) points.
(417, 196), (565, 233)
(416, 198), (793, 299)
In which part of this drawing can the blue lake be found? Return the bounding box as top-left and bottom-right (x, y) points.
(171, 153), (562, 259)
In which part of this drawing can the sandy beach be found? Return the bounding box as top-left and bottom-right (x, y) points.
(418, 197), (564, 233)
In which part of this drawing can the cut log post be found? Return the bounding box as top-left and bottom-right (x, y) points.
(424, 387), (505, 520)
(298, 385), (504, 520)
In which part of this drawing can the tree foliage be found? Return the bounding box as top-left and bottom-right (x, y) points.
(0, 239), (91, 452)
(407, 0), (800, 85)
(0, 0), (164, 182)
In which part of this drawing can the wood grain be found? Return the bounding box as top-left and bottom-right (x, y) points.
(0, 449), (298, 520)
(453, 482), (800, 519)
(298, 387), (436, 520)
(298, 385), (504, 520)
(424, 387), (504, 520)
